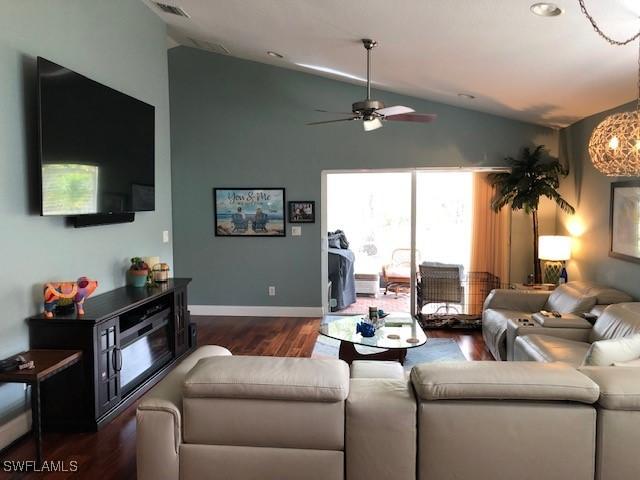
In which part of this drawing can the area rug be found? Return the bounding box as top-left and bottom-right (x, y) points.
(312, 335), (467, 371)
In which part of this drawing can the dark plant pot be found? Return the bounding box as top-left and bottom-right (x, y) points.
(127, 269), (148, 288)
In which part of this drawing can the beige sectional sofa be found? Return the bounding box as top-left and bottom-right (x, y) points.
(136, 346), (640, 480)
(514, 302), (640, 366)
(482, 281), (632, 361)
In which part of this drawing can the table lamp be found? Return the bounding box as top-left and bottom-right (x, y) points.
(538, 235), (571, 284)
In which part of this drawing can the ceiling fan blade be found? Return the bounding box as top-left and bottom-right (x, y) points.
(376, 105), (415, 117)
(307, 117), (357, 126)
(314, 109), (355, 115)
(385, 113), (437, 123)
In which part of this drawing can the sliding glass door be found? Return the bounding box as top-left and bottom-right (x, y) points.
(324, 168), (509, 317)
(327, 172), (412, 314)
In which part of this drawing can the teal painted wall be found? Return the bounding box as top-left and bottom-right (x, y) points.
(558, 100), (640, 298)
(169, 46), (558, 307)
(0, 0), (173, 439)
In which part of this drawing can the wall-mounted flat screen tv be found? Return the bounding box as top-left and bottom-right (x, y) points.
(37, 57), (155, 216)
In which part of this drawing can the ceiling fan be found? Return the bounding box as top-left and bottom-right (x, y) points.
(307, 39), (437, 132)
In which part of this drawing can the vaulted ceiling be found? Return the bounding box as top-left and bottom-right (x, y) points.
(143, 0), (640, 127)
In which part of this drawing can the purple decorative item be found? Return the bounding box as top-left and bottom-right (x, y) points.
(43, 277), (99, 318)
(356, 321), (376, 337)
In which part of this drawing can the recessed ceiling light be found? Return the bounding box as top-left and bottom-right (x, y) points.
(267, 51), (283, 58)
(458, 93), (476, 100)
(530, 3), (563, 17)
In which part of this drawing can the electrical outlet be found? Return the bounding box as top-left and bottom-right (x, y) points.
(291, 226), (302, 236)
(268, 286), (276, 296)
(162, 230), (170, 243)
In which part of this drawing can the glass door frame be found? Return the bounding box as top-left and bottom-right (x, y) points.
(321, 167), (510, 317)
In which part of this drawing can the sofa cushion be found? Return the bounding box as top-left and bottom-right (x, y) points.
(482, 289), (550, 312)
(183, 397), (345, 450)
(590, 303), (640, 343)
(514, 335), (591, 366)
(350, 360), (405, 379)
(184, 356), (349, 402)
(567, 281), (632, 305)
(346, 379), (416, 480)
(583, 334), (640, 367)
(579, 366), (640, 410)
(410, 361), (599, 404)
(544, 283), (597, 314)
(182, 356), (348, 450)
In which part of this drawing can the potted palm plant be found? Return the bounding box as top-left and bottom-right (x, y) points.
(489, 145), (575, 284)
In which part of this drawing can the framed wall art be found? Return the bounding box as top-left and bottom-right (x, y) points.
(610, 181), (640, 263)
(213, 188), (286, 237)
(288, 201), (315, 223)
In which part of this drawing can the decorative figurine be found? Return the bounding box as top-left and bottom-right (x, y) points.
(356, 321), (376, 338)
(43, 277), (99, 318)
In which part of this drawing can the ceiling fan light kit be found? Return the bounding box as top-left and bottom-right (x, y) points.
(580, 0), (640, 176)
(307, 39), (437, 132)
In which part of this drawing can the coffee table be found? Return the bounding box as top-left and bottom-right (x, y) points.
(319, 313), (427, 364)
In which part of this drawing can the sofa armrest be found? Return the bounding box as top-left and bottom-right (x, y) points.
(483, 289), (551, 313)
(136, 399), (181, 480)
(579, 366), (640, 410)
(532, 313), (593, 329)
(411, 361), (599, 404)
(136, 345), (232, 480)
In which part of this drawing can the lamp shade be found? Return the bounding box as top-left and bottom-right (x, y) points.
(538, 235), (571, 261)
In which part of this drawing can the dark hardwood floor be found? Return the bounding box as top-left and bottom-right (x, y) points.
(1, 316), (492, 479)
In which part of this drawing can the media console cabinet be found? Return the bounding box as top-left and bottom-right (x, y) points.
(27, 278), (194, 431)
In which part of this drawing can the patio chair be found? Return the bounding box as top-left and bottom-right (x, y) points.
(382, 248), (421, 297)
(417, 262), (464, 314)
(231, 213), (249, 232)
(252, 213), (269, 232)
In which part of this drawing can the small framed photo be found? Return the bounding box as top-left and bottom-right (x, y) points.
(610, 181), (640, 263)
(288, 201), (315, 223)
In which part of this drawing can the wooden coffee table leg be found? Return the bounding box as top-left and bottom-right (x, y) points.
(338, 341), (407, 365)
(338, 341), (358, 365)
(398, 348), (407, 365)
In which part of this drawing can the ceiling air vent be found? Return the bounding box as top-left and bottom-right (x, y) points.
(187, 38), (231, 55)
(153, 2), (190, 18)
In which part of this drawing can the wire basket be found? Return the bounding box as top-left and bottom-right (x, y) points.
(417, 270), (504, 329)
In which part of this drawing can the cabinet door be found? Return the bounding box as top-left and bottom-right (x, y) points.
(174, 287), (189, 356)
(97, 318), (121, 417)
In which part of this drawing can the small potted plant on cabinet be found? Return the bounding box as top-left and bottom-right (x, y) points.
(127, 257), (149, 287)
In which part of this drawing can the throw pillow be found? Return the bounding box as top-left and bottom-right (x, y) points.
(582, 334), (640, 367)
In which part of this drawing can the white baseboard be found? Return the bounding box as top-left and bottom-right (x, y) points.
(0, 409), (31, 451)
(189, 305), (324, 317)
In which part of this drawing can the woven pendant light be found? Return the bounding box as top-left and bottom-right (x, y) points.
(589, 111), (640, 176)
(580, 0), (640, 176)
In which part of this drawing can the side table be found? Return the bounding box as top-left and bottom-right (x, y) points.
(0, 350), (82, 465)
